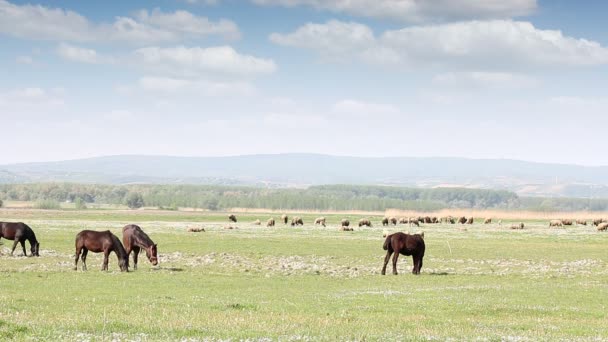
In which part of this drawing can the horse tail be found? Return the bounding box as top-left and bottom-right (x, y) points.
(383, 234), (392, 251)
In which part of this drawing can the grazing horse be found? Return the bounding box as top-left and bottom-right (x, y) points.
(74, 230), (128, 272)
(122, 224), (158, 270)
(0, 222), (40, 256)
(381, 232), (425, 275)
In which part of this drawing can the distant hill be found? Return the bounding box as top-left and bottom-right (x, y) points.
(2, 154), (608, 198)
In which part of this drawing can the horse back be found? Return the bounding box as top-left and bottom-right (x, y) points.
(391, 232), (425, 256)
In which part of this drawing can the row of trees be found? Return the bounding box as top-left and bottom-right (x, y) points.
(2, 183), (608, 211)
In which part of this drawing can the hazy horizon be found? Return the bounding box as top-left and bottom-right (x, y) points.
(4, 152), (608, 169)
(2, 0), (607, 165)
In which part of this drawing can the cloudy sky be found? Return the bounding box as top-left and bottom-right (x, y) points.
(1, 0), (607, 165)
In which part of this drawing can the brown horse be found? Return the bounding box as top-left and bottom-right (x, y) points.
(381, 232), (425, 275)
(74, 230), (128, 272)
(122, 224), (158, 270)
(0, 222), (40, 256)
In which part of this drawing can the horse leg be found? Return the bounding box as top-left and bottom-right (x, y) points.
(132, 246), (140, 270)
(81, 249), (88, 271)
(412, 255), (419, 274)
(381, 250), (393, 275)
(392, 251), (400, 275)
(417, 255), (423, 274)
(74, 247), (82, 270)
(10, 239), (19, 256)
(20, 240), (27, 256)
(102, 250), (109, 271)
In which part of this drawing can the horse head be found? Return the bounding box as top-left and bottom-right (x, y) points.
(146, 243), (158, 266)
(31, 241), (40, 257)
(119, 256), (129, 272)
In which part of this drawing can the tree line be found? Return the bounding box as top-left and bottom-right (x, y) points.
(1, 183), (608, 212)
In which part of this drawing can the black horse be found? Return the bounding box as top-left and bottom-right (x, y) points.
(0, 222), (40, 256)
(381, 232), (425, 275)
(122, 224), (158, 270)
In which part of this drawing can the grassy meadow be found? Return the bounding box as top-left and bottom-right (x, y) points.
(1, 208), (607, 341)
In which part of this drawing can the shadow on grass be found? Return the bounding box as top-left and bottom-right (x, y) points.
(152, 267), (184, 272)
(427, 272), (450, 276)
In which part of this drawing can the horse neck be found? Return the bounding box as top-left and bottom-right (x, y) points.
(25, 226), (38, 244)
(133, 230), (154, 249)
(110, 234), (127, 259)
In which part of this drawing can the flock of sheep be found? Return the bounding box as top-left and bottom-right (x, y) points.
(218, 214), (608, 232)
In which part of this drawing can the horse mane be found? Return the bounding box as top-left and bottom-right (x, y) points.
(23, 223), (38, 244)
(132, 227), (155, 248)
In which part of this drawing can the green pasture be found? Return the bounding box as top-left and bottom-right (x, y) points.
(0, 209), (607, 341)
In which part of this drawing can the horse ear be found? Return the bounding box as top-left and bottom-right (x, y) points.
(154, 244), (157, 248)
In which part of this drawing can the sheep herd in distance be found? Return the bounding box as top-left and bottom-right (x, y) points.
(216, 214), (608, 232)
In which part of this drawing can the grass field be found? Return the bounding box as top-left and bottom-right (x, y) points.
(1, 209), (607, 341)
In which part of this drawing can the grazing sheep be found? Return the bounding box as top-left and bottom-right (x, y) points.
(510, 223), (525, 230)
(281, 214), (288, 225)
(398, 217), (408, 224)
(466, 217), (474, 224)
(291, 217), (304, 226)
(187, 227), (205, 232)
(228, 214), (237, 223)
(340, 226), (354, 231)
(484, 218), (492, 224)
(418, 217), (425, 223)
(597, 222), (608, 231)
(341, 219), (350, 227)
(592, 219), (606, 226)
(458, 216), (467, 224)
(267, 218), (275, 227)
(382, 217), (389, 226)
(409, 218), (420, 227)
(549, 220), (563, 227)
(449, 217), (456, 224)
(431, 217), (438, 224)
(424, 216), (432, 224)
(561, 219), (573, 226)
(576, 219), (587, 226)
(358, 218), (372, 227)
(390, 217), (398, 226)
(253, 219), (261, 226)
(314, 217), (326, 227)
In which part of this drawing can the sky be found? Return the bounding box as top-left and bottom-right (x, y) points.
(1, 0), (608, 165)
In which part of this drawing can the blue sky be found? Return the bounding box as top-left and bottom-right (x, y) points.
(1, 0), (607, 165)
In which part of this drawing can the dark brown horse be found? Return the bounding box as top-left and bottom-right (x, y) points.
(381, 232), (425, 275)
(122, 224), (158, 270)
(0, 222), (40, 256)
(74, 230), (128, 272)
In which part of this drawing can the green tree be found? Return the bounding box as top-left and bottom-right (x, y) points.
(74, 198), (87, 210)
(125, 192), (145, 209)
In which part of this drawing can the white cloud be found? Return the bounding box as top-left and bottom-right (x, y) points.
(56, 43), (110, 64)
(0, 87), (64, 108)
(136, 76), (256, 97)
(432, 72), (538, 88)
(0, 0), (239, 44)
(270, 20), (375, 62)
(133, 46), (277, 78)
(271, 20), (608, 69)
(253, 0), (536, 22)
(135, 8), (240, 40)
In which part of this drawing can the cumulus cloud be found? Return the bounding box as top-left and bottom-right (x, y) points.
(253, 0), (536, 22)
(0, 87), (64, 107)
(133, 46), (277, 78)
(0, 0), (239, 44)
(432, 72), (538, 88)
(137, 76), (256, 96)
(271, 20), (608, 69)
(56, 43), (111, 64)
